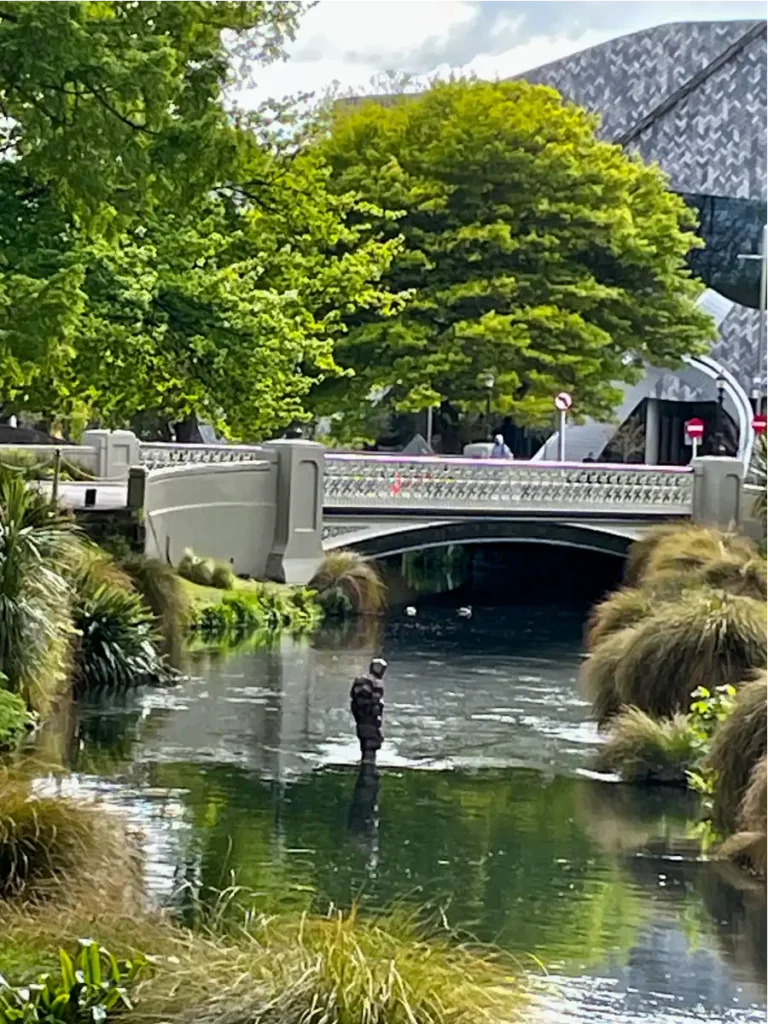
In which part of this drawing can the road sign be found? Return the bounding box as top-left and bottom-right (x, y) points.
(753, 414), (767, 435)
(685, 417), (705, 439)
(554, 392), (573, 412)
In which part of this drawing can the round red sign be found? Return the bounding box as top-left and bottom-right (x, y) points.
(685, 417), (705, 439)
(752, 414), (767, 435)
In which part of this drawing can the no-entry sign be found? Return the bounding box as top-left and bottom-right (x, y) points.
(554, 391), (573, 412)
(753, 414), (767, 435)
(685, 417), (705, 440)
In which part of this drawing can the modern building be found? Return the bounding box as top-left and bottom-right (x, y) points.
(518, 19), (766, 464)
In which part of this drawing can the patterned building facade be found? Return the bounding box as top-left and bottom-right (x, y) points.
(517, 19), (767, 390)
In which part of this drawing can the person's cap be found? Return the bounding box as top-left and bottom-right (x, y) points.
(370, 657), (388, 675)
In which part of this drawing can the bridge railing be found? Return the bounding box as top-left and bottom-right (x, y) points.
(324, 453), (694, 516)
(138, 441), (268, 470)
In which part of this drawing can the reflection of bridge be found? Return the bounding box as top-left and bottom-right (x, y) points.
(1, 431), (757, 583)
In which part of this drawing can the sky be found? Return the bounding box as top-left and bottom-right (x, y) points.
(240, 0), (767, 105)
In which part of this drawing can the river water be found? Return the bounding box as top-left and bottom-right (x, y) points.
(35, 606), (766, 1024)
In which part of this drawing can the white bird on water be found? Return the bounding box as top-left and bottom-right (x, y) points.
(457, 605), (473, 619)
(405, 606), (417, 617)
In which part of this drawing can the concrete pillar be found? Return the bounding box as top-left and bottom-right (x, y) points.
(81, 429), (140, 479)
(691, 456), (744, 528)
(263, 439), (324, 584)
(644, 399), (660, 465)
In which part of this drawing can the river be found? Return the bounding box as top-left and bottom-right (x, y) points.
(34, 605), (766, 1024)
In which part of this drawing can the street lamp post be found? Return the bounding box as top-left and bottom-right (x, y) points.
(715, 372), (727, 454)
(482, 371), (495, 441)
(737, 222), (767, 415)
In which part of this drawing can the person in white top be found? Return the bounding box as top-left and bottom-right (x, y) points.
(490, 434), (512, 459)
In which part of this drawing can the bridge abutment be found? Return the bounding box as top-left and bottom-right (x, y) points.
(263, 439), (325, 585)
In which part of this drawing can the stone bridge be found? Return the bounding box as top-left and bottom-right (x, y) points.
(1, 431), (756, 585)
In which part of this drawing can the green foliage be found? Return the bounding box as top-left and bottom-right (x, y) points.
(0, 940), (147, 1023)
(0, 471), (75, 711)
(309, 551), (387, 617)
(0, 688), (35, 752)
(189, 586), (320, 643)
(71, 582), (167, 693)
(0, 4), (399, 440)
(315, 79), (714, 429)
(597, 707), (702, 784)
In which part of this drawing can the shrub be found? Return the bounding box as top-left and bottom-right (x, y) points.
(211, 563), (235, 590)
(0, 688), (35, 751)
(0, 472), (75, 712)
(692, 556), (767, 600)
(705, 676), (767, 834)
(581, 626), (637, 728)
(624, 523), (755, 590)
(309, 551), (387, 617)
(585, 587), (653, 652)
(597, 707), (702, 784)
(614, 590), (766, 720)
(719, 756), (767, 877)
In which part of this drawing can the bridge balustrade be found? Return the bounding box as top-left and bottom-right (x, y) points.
(138, 441), (268, 471)
(324, 454), (694, 516)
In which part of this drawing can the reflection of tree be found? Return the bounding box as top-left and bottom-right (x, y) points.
(145, 762), (648, 969)
(401, 546), (470, 596)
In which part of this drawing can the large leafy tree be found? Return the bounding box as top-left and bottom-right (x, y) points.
(315, 79), (715, 428)
(0, 2), (399, 439)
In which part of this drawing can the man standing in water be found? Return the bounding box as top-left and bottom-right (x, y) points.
(350, 658), (387, 763)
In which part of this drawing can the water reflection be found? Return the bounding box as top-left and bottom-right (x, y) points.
(28, 606), (767, 1023)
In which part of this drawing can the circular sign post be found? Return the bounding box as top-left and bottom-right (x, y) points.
(753, 413), (767, 436)
(553, 392), (573, 461)
(685, 417), (705, 459)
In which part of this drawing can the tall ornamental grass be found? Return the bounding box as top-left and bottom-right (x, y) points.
(309, 551), (387, 617)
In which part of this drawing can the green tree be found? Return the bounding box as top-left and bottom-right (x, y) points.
(315, 79), (715, 428)
(0, 2), (400, 439)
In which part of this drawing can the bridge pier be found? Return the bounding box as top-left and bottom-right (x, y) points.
(264, 439), (325, 584)
(691, 456), (745, 529)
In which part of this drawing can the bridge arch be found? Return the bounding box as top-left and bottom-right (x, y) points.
(325, 517), (636, 560)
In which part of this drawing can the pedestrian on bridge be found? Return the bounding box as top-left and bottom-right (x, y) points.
(350, 658), (387, 763)
(491, 434), (513, 459)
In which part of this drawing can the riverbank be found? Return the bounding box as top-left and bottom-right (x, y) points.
(0, 768), (524, 1023)
(581, 522), (767, 875)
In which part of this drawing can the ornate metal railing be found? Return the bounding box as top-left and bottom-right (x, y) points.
(139, 442), (268, 471)
(324, 454), (694, 516)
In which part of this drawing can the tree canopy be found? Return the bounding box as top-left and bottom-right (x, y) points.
(0, 2), (400, 440)
(315, 79), (715, 429)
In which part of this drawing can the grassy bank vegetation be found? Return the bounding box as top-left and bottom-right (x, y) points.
(0, 771), (524, 1023)
(309, 551), (387, 617)
(0, 472), (323, 740)
(582, 522), (767, 875)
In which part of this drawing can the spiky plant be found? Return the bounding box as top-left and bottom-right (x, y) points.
(614, 591), (766, 720)
(0, 473), (76, 711)
(596, 707), (701, 784)
(585, 587), (654, 652)
(718, 756), (767, 878)
(705, 676), (767, 834)
(309, 551), (387, 617)
(72, 582), (167, 693)
(581, 625), (637, 728)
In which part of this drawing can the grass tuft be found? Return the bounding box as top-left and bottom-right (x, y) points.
(597, 706), (701, 784)
(614, 590), (766, 720)
(705, 675), (767, 835)
(580, 626), (637, 728)
(309, 551), (387, 617)
(624, 523), (756, 589)
(585, 587), (653, 653)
